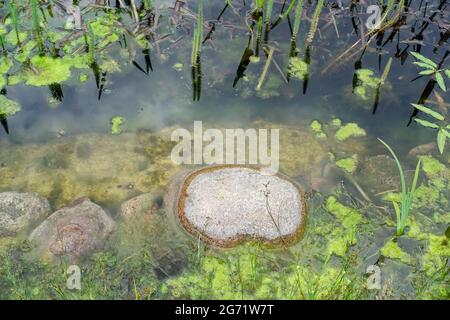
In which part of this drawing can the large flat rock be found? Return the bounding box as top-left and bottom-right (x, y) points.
(175, 166), (307, 247)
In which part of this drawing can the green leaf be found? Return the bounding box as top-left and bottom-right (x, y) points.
(443, 129), (450, 139)
(410, 158), (421, 195)
(419, 69), (435, 75)
(445, 69), (450, 79)
(435, 72), (446, 91)
(413, 62), (435, 70)
(414, 118), (439, 129)
(392, 200), (401, 227)
(378, 138), (407, 197)
(410, 51), (438, 68)
(437, 129), (446, 154)
(411, 104), (444, 120)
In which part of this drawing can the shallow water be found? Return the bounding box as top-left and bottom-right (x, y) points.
(0, 0), (449, 300)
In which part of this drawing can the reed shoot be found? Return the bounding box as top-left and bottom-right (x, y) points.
(378, 138), (421, 236)
(191, 0), (203, 101)
(31, 0), (44, 54)
(8, 0), (21, 46)
(307, 0), (325, 45)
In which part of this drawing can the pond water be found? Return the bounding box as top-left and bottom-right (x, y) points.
(0, 0), (448, 300)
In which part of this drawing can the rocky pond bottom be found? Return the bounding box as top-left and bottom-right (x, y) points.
(0, 123), (448, 300)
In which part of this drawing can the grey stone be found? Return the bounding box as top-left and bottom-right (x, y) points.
(0, 192), (51, 237)
(29, 198), (115, 261)
(170, 166), (307, 247)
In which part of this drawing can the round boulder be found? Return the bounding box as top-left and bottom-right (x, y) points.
(29, 198), (115, 261)
(171, 166), (307, 247)
(118, 193), (161, 221)
(0, 192), (51, 237)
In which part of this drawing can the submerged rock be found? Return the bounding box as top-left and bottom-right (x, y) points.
(355, 155), (400, 196)
(0, 192), (51, 237)
(168, 166), (307, 247)
(118, 193), (161, 221)
(29, 198), (115, 261)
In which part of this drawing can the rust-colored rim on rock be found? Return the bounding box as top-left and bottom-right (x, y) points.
(176, 165), (308, 248)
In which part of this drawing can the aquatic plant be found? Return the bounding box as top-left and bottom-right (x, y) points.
(263, 0), (274, 43)
(25, 56), (73, 86)
(288, 57), (308, 80)
(378, 139), (421, 236)
(411, 104), (449, 154)
(310, 120), (326, 138)
(8, 0), (21, 46)
(291, 0), (304, 43)
(271, 0), (298, 30)
(335, 123), (366, 142)
(411, 52), (450, 92)
(306, 0), (325, 45)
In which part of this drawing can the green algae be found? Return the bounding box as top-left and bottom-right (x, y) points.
(111, 116), (125, 135)
(310, 120), (326, 138)
(419, 155), (448, 180)
(336, 155), (358, 174)
(354, 69), (380, 100)
(380, 239), (413, 265)
(434, 212), (450, 224)
(288, 57), (308, 80)
(326, 196), (362, 229)
(14, 40), (36, 63)
(173, 63), (184, 71)
(5, 30), (27, 46)
(325, 196), (363, 257)
(0, 57), (13, 88)
(162, 246), (367, 300)
(78, 74), (89, 83)
(423, 235), (450, 277)
(0, 95), (21, 117)
(335, 123), (367, 142)
(26, 56), (72, 86)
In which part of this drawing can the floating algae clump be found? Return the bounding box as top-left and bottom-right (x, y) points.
(111, 116), (125, 135)
(336, 155), (358, 173)
(380, 239), (413, 265)
(288, 57), (308, 80)
(422, 235), (450, 277)
(335, 123), (366, 142)
(419, 155), (448, 180)
(326, 196), (362, 229)
(26, 56), (71, 86)
(0, 95), (21, 116)
(325, 196), (363, 257)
